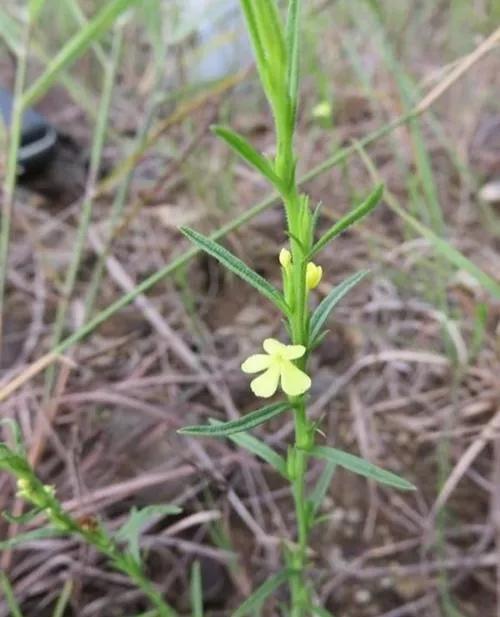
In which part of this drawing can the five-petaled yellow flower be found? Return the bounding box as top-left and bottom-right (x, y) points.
(241, 338), (312, 398)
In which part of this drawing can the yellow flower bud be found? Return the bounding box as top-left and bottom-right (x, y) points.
(279, 248), (292, 268)
(306, 262), (323, 290)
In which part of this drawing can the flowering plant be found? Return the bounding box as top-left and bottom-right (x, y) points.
(178, 1), (415, 614)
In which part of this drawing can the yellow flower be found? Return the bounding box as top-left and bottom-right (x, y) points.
(306, 262), (323, 290)
(279, 248), (292, 268)
(241, 338), (311, 398)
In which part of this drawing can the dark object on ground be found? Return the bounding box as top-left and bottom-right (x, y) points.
(0, 85), (58, 175)
(0, 85), (89, 206)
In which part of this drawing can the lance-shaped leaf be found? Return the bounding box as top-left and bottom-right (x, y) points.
(213, 126), (283, 190)
(286, 0), (302, 128)
(181, 227), (288, 313)
(233, 569), (290, 617)
(0, 527), (65, 550)
(309, 184), (384, 257)
(310, 270), (369, 342)
(209, 420), (287, 477)
(179, 402), (290, 437)
(115, 504), (181, 561)
(310, 446), (416, 491)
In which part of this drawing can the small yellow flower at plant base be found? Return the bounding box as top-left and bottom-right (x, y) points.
(306, 262), (323, 290)
(241, 338), (312, 398)
(279, 248), (292, 268)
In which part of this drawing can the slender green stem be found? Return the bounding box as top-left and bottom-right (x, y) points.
(43, 26), (123, 399)
(282, 180), (314, 616)
(0, 16), (32, 358)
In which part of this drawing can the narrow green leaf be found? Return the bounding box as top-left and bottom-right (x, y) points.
(181, 227), (288, 313)
(0, 527), (65, 549)
(3, 507), (43, 525)
(213, 126), (283, 189)
(51, 580), (73, 617)
(239, 0), (267, 79)
(28, 0), (46, 21)
(310, 270), (369, 342)
(286, 0), (302, 126)
(22, 0), (141, 107)
(179, 402), (290, 437)
(311, 446), (416, 491)
(388, 199), (500, 299)
(233, 569), (290, 617)
(0, 419), (26, 455)
(310, 184), (384, 257)
(309, 460), (336, 517)
(190, 561), (204, 617)
(209, 420), (287, 477)
(115, 505), (181, 561)
(0, 573), (24, 617)
(0, 9), (22, 54)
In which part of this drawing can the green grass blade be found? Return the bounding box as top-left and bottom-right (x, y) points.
(213, 125), (283, 189)
(388, 198), (500, 299)
(22, 0), (140, 107)
(233, 569), (290, 617)
(0, 572), (25, 617)
(210, 420), (287, 477)
(181, 227), (288, 313)
(179, 403), (290, 437)
(44, 25), (123, 399)
(190, 561), (204, 617)
(0, 9), (22, 53)
(309, 184), (384, 257)
(311, 446), (415, 491)
(311, 606), (335, 617)
(310, 270), (369, 342)
(51, 580), (73, 617)
(28, 0), (47, 21)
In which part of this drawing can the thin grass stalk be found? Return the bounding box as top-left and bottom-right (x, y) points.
(84, 2), (167, 320)
(0, 13), (32, 358)
(43, 25), (123, 399)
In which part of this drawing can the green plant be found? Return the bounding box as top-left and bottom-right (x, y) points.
(0, 421), (180, 617)
(178, 1), (415, 614)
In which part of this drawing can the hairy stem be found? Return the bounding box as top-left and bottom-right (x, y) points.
(283, 180), (313, 615)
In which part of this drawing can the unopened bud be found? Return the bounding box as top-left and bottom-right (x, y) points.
(279, 248), (292, 268)
(306, 262), (323, 290)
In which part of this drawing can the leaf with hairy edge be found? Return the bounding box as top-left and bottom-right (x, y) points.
(233, 569), (290, 617)
(181, 227), (288, 313)
(209, 420), (287, 477)
(179, 402), (290, 437)
(115, 505), (181, 561)
(310, 270), (369, 342)
(309, 184), (384, 257)
(213, 126), (283, 190)
(311, 446), (415, 491)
